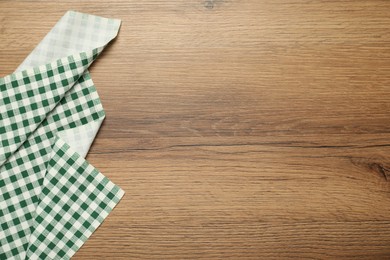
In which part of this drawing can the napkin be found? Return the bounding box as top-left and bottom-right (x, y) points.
(0, 11), (124, 259)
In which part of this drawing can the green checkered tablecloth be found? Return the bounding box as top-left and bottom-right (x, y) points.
(0, 11), (124, 259)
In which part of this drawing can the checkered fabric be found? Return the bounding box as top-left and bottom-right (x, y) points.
(0, 11), (124, 259)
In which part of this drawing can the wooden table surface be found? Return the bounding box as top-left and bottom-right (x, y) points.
(1, 1), (390, 259)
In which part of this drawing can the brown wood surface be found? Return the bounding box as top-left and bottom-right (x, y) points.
(1, 1), (390, 259)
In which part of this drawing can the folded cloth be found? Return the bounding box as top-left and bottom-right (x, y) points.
(0, 11), (124, 259)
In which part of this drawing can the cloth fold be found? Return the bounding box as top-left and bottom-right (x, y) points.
(0, 11), (124, 259)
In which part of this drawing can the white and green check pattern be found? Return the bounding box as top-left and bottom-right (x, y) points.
(0, 11), (124, 259)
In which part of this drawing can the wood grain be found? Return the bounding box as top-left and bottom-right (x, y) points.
(1, 1), (390, 259)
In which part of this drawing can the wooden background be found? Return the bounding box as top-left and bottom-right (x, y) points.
(1, 1), (390, 259)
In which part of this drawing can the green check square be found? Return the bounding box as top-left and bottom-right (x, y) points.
(23, 77), (31, 84)
(62, 79), (69, 86)
(11, 80), (18, 88)
(3, 97), (11, 104)
(35, 74), (42, 81)
(69, 62), (77, 70)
